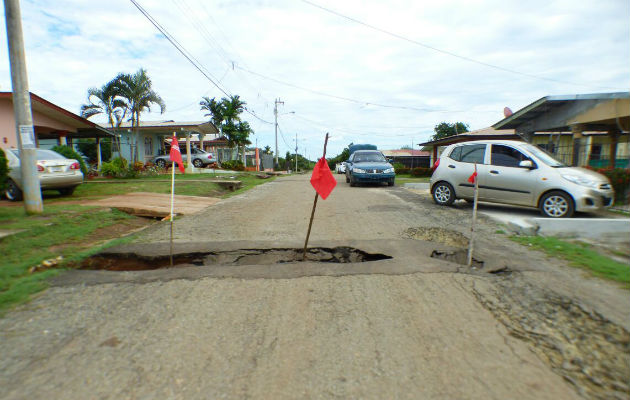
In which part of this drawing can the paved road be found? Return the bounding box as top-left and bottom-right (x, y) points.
(1, 175), (628, 400)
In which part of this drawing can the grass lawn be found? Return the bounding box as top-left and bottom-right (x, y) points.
(0, 171), (276, 315)
(395, 175), (431, 186)
(510, 235), (630, 286)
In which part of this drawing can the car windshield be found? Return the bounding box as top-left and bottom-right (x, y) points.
(354, 152), (386, 163)
(522, 144), (567, 167)
(10, 149), (67, 160)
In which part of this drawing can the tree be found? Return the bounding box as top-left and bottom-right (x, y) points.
(80, 79), (127, 159)
(114, 68), (165, 162)
(200, 96), (225, 135)
(200, 95), (249, 164)
(263, 145), (272, 155)
(431, 122), (469, 141)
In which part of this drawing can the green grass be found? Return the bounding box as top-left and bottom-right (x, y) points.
(510, 235), (630, 285)
(0, 205), (139, 315)
(395, 175), (430, 185)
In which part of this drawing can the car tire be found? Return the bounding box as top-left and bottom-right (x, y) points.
(350, 175), (356, 187)
(193, 159), (204, 168)
(58, 186), (77, 196)
(345, 174), (350, 183)
(539, 191), (574, 218)
(5, 179), (23, 201)
(432, 181), (455, 206)
(387, 179), (394, 187)
(156, 159), (167, 169)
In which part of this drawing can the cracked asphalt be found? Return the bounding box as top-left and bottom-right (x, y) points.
(1, 174), (628, 399)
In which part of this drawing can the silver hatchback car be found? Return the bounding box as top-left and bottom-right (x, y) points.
(430, 140), (614, 218)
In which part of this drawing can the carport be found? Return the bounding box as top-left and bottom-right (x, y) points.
(492, 92), (630, 167)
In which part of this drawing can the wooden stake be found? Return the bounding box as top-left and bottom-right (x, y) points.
(467, 163), (479, 267)
(303, 133), (329, 260)
(170, 134), (176, 267)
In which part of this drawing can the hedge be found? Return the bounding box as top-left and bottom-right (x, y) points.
(587, 167), (630, 202)
(51, 145), (88, 176)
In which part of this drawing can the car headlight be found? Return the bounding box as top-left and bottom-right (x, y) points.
(353, 168), (366, 173)
(562, 174), (598, 188)
(383, 168), (394, 173)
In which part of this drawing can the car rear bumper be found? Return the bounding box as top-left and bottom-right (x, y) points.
(39, 173), (83, 189)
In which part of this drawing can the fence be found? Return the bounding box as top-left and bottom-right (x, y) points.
(536, 138), (629, 169)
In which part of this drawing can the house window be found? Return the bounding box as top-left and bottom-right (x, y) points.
(144, 137), (152, 155)
(537, 143), (556, 154)
(590, 144), (602, 160)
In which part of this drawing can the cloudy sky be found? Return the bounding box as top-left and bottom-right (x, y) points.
(1, 0), (628, 158)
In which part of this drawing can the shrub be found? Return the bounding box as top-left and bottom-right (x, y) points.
(99, 157), (128, 177)
(0, 148), (8, 192)
(133, 161), (145, 171)
(221, 159), (245, 171)
(51, 145), (88, 176)
(395, 167), (410, 175)
(392, 162), (405, 171)
(410, 167), (433, 177)
(589, 167), (630, 202)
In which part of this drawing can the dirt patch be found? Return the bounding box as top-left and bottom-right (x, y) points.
(404, 227), (469, 248)
(80, 246), (393, 271)
(472, 275), (630, 400)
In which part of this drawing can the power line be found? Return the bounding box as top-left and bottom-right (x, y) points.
(301, 0), (622, 91)
(129, 0), (273, 125)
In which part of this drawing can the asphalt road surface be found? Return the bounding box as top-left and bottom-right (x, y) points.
(1, 174), (628, 400)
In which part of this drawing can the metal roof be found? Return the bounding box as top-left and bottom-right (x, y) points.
(492, 92), (630, 132)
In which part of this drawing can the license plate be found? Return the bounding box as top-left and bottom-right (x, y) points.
(51, 166), (63, 172)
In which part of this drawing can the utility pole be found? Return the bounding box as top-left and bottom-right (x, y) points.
(274, 98), (283, 169)
(295, 132), (298, 172)
(4, 0), (43, 214)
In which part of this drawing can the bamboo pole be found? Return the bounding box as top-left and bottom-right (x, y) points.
(467, 163), (479, 267)
(302, 133), (329, 260)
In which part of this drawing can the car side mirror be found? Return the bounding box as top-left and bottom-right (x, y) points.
(519, 160), (534, 169)
(387, 159), (393, 163)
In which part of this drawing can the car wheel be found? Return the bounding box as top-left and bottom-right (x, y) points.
(432, 181), (455, 206)
(58, 186), (77, 196)
(156, 159), (167, 168)
(350, 175), (356, 187)
(345, 174), (350, 183)
(5, 179), (23, 201)
(193, 158), (204, 168)
(387, 179), (394, 187)
(540, 191), (574, 218)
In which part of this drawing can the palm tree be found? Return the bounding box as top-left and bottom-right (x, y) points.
(200, 96), (225, 134)
(114, 68), (165, 162)
(80, 79), (127, 155)
(200, 95), (246, 163)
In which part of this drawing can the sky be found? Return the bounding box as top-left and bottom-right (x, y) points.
(1, 0), (628, 158)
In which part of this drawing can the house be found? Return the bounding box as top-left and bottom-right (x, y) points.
(0, 91), (114, 166)
(104, 120), (218, 164)
(420, 92), (630, 168)
(381, 149), (431, 168)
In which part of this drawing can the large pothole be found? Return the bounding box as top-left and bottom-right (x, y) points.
(80, 247), (392, 271)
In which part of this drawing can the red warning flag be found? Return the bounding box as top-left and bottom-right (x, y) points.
(467, 171), (477, 184)
(169, 136), (185, 173)
(310, 158), (337, 199)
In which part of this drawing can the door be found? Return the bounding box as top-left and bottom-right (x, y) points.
(482, 144), (537, 206)
(446, 143), (487, 199)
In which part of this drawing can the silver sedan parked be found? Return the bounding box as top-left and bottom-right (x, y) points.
(430, 140), (614, 218)
(4, 148), (84, 201)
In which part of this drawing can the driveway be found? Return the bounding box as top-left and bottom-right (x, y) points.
(1, 174), (628, 400)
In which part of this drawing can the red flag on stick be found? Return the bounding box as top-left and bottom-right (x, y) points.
(467, 171), (477, 184)
(169, 136), (185, 173)
(310, 158), (336, 199)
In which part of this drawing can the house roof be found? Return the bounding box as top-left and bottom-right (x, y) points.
(418, 127), (518, 147)
(382, 149), (430, 157)
(492, 92), (630, 132)
(0, 91), (113, 138)
(111, 120), (218, 135)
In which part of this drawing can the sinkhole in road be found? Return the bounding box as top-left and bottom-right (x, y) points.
(430, 249), (485, 269)
(81, 247), (393, 271)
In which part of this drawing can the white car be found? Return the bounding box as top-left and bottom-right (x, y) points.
(335, 162), (346, 174)
(430, 140), (614, 218)
(4, 148), (84, 201)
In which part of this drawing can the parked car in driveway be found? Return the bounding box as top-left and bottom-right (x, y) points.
(430, 140), (615, 218)
(4, 148), (84, 201)
(345, 150), (395, 186)
(154, 148), (215, 168)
